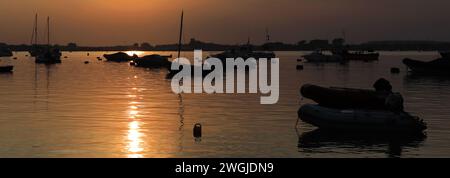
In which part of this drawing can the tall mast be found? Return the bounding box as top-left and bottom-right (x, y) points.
(31, 14), (35, 45)
(31, 13), (38, 45)
(176, 10), (185, 141)
(177, 10), (184, 59)
(47, 16), (50, 46)
(35, 13), (38, 45)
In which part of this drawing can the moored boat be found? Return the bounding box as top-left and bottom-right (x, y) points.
(300, 83), (404, 111)
(0, 65), (14, 73)
(34, 16), (62, 64)
(0, 47), (13, 57)
(211, 45), (276, 61)
(302, 50), (344, 63)
(35, 48), (62, 64)
(29, 46), (44, 57)
(403, 57), (450, 75)
(104, 52), (137, 62)
(29, 14), (42, 57)
(131, 54), (172, 68)
(333, 49), (379, 61)
(298, 104), (427, 132)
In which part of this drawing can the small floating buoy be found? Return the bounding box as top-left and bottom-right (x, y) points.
(84, 61), (89, 64)
(87, 53), (90, 56)
(13, 57), (18, 60)
(193, 123), (202, 138)
(391, 67), (400, 74)
(25, 55), (29, 57)
(296, 65), (304, 70)
(64, 56), (68, 58)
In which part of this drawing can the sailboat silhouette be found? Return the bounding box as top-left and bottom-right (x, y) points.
(35, 16), (62, 64)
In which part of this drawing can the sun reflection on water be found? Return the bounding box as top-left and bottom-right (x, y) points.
(127, 120), (144, 158)
(126, 86), (145, 158)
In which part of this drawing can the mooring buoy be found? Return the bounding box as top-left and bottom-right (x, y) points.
(296, 65), (304, 70)
(84, 61), (89, 64)
(193, 123), (202, 138)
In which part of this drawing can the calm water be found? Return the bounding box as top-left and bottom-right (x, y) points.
(0, 51), (449, 158)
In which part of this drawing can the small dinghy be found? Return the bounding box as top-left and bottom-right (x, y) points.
(301, 83), (404, 111)
(0, 48), (13, 57)
(298, 104), (427, 132)
(302, 50), (344, 63)
(403, 57), (450, 75)
(104, 52), (137, 62)
(0, 65), (13, 73)
(333, 49), (379, 61)
(131, 54), (172, 68)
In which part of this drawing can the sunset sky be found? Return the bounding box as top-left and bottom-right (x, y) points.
(0, 0), (449, 46)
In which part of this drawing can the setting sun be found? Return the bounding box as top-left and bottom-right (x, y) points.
(126, 51), (145, 57)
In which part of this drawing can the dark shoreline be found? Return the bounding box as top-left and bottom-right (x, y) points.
(3, 39), (450, 52)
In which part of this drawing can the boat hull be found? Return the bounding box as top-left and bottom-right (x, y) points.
(29, 47), (44, 57)
(0, 50), (13, 57)
(104, 52), (136, 62)
(0, 66), (13, 73)
(35, 58), (62, 64)
(300, 84), (403, 111)
(403, 58), (450, 75)
(303, 54), (343, 63)
(298, 104), (427, 132)
(403, 58), (450, 76)
(333, 50), (379, 61)
(132, 55), (172, 68)
(35, 53), (62, 64)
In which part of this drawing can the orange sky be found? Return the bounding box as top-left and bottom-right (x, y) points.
(1, 0), (450, 46)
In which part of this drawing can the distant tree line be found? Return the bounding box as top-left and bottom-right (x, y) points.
(2, 38), (450, 51)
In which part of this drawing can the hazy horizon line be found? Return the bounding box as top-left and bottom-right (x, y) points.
(3, 39), (450, 47)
